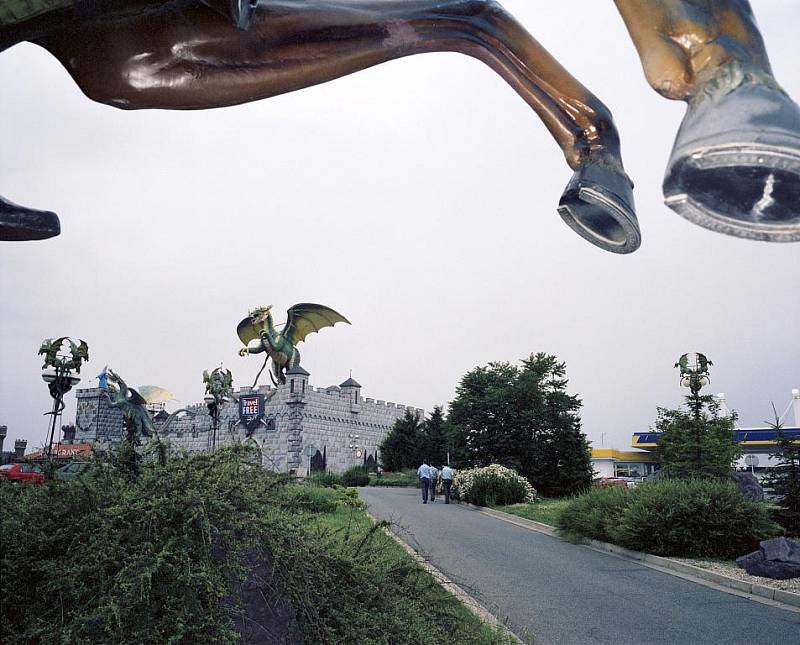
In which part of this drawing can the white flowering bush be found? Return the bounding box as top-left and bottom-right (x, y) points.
(451, 464), (537, 506)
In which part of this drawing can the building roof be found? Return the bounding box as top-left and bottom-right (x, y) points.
(632, 427), (800, 450)
(592, 448), (659, 462)
(25, 443), (93, 460)
(339, 377), (361, 388)
(285, 365), (310, 376)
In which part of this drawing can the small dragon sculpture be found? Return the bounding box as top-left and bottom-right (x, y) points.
(674, 352), (713, 395)
(38, 337), (89, 373)
(237, 303), (349, 386)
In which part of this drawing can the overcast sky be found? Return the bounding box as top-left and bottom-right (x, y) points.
(1, 1), (798, 455)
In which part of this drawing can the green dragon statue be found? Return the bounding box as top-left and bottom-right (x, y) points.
(674, 352), (713, 395)
(105, 368), (157, 439)
(38, 337), (89, 373)
(203, 367), (234, 401)
(237, 303), (350, 386)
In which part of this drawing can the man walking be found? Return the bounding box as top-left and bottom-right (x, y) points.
(441, 464), (454, 504)
(429, 464), (439, 502)
(417, 461), (431, 504)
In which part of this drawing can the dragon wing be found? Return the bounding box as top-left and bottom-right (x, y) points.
(236, 314), (264, 347)
(137, 385), (177, 405)
(282, 304), (350, 346)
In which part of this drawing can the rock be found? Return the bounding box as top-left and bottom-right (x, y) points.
(760, 537), (800, 564)
(732, 471), (764, 501)
(737, 537), (800, 580)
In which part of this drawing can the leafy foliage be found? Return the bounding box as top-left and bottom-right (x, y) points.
(762, 412), (800, 534)
(369, 469), (419, 487)
(340, 465), (370, 487)
(452, 464), (537, 506)
(655, 394), (741, 479)
(379, 408), (424, 472)
(556, 486), (629, 543)
(558, 479), (781, 558)
(448, 353), (593, 497)
(419, 406), (450, 467)
(1, 448), (511, 644)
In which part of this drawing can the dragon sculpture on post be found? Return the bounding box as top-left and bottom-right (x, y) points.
(237, 303), (349, 386)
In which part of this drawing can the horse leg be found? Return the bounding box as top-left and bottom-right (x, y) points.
(40, 0), (639, 252)
(614, 0), (800, 242)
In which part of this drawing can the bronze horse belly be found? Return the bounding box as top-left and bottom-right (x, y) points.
(1, 0), (798, 247)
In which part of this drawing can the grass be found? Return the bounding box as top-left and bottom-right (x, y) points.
(368, 469), (419, 487)
(494, 497), (572, 526)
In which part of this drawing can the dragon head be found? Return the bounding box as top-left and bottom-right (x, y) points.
(249, 305), (273, 325)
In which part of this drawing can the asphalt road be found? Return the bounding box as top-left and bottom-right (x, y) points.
(359, 487), (800, 645)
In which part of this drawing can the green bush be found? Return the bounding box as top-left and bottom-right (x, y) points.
(452, 465), (537, 506)
(556, 486), (629, 542)
(307, 471), (343, 488)
(0, 447), (510, 645)
(281, 485), (339, 513)
(611, 478), (781, 558)
(369, 469), (419, 487)
(557, 478), (781, 558)
(341, 466), (370, 487)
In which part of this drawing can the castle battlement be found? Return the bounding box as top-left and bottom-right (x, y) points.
(71, 370), (423, 474)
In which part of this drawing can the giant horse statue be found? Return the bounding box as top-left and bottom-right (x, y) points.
(2, 0), (798, 250)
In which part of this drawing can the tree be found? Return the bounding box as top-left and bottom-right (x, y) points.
(419, 406), (449, 467)
(655, 395), (741, 480)
(448, 353), (593, 497)
(379, 408), (422, 472)
(763, 409), (800, 534)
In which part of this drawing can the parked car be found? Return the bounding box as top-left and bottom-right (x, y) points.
(593, 477), (628, 489)
(0, 462), (44, 484)
(56, 461), (91, 481)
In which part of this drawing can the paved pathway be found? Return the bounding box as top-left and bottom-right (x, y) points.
(360, 487), (800, 645)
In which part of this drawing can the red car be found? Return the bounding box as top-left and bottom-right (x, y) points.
(0, 463), (44, 484)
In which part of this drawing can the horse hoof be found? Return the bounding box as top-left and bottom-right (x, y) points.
(557, 162), (641, 254)
(664, 72), (800, 243)
(0, 196), (60, 241)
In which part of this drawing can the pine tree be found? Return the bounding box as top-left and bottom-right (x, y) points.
(419, 406), (449, 467)
(655, 394), (741, 479)
(763, 408), (800, 534)
(379, 408), (423, 471)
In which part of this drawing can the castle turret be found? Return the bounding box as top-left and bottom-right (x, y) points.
(286, 365), (310, 397)
(340, 375), (362, 404)
(14, 439), (27, 460)
(0, 425), (6, 457)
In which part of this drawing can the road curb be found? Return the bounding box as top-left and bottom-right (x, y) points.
(363, 509), (525, 644)
(459, 502), (800, 613)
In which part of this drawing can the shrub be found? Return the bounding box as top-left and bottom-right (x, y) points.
(556, 486), (629, 542)
(452, 464), (537, 506)
(369, 470), (418, 487)
(610, 478), (781, 558)
(307, 471), (343, 488)
(331, 485), (365, 508)
(341, 466), (370, 487)
(558, 478), (782, 558)
(281, 485), (339, 513)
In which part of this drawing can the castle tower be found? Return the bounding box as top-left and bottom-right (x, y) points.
(285, 365), (310, 397)
(339, 375), (362, 404)
(284, 365), (310, 472)
(14, 439), (27, 460)
(0, 425), (6, 457)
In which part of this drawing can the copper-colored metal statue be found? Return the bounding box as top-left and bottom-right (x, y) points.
(1, 1), (798, 249)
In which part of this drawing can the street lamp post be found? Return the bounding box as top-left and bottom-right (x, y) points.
(203, 367), (234, 451)
(39, 337), (88, 462)
(675, 352), (713, 469)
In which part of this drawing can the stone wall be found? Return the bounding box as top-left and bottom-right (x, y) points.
(71, 372), (423, 474)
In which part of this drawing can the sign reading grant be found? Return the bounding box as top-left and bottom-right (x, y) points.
(239, 394), (264, 433)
